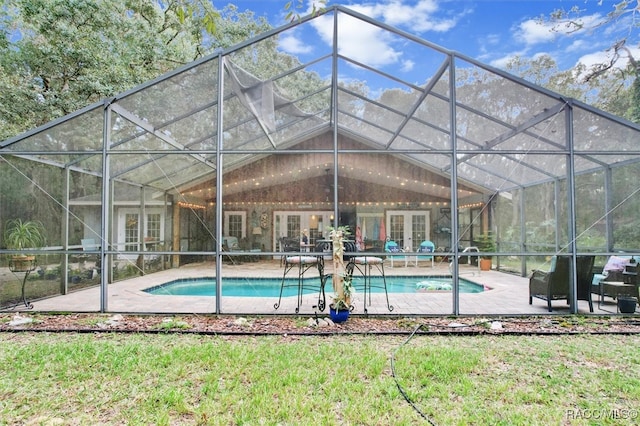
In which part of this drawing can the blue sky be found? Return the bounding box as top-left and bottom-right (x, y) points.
(224, 0), (639, 75)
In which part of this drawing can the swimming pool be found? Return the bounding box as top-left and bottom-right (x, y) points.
(143, 276), (488, 297)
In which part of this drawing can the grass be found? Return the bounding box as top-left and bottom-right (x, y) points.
(1, 333), (639, 425)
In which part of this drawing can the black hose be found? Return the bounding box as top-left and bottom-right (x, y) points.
(390, 323), (437, 425)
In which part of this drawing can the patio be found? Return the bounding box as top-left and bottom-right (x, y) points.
(23, 260), (610, 316)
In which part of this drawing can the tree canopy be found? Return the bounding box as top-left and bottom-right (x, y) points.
(0, 0), (271, 141)
(541, 0), (639, 122)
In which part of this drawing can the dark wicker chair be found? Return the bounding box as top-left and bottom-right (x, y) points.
(529, 256), (571, 312)
(530, 255), (595, 312)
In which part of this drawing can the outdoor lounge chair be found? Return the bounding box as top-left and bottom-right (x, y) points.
(413, 240), (435, 267)
(384, 240), (406, 267)
(81, 238), (100, 252)
(80, 238), (101, 271)
(222, 236), (240, 250)
(529, 255), (595, 312)
(529, 255), (571, 312)
(221, 236), (241, 264)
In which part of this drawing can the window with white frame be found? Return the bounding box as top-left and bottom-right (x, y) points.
(224, 211), (246, 239)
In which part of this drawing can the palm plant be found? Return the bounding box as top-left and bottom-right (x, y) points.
(4, 219), (46, 251)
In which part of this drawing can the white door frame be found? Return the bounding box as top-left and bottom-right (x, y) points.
(117, 208), (165, 259)
(386, 210), (430, 251)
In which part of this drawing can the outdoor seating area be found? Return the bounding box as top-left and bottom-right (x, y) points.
(591, 256), (639, 313)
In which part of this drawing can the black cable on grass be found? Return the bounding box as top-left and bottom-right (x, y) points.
(390, 323), (437, 425)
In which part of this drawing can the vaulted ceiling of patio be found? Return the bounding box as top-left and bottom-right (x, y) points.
(179, 133), (483, 204)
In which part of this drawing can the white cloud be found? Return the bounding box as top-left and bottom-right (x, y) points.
(516, 19), (556, 46)
(308, 13), (336, 47)
(515, 12), (605, 47)
(351, 0), (464, 33)
(565, 39), (587, 53)
(310, 11), (401, 67)
(309, 0), (468, 70)
(576, 51), (610, 69)
(401, 59), (415, 72)
(489, 54), (516, 70)
(339, 15), (402, 66)
(279, 33), (313, 55)
(477, 33), (502, 58)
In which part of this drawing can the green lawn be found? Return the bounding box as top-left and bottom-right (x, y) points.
(1, 333), (639, 425)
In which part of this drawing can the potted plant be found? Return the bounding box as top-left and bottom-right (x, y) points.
(328, 226), (354, 323)
(330, 275), (354, 323)
(475, 232), (496, 271)
(4, 219), (46, 272)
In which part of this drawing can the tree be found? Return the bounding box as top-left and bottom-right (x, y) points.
(545, 1), (639, 77)
(285, 0), (326, 22)
(0, 0), (271, 141)
(542, 1), (639, 122)
(504, 54), (635, 119)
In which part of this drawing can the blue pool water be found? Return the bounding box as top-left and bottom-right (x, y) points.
(143, 276), (488, 297)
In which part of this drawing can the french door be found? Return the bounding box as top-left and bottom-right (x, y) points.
(386, 210), (430, 251)
(273, 211), (332, 251)
(117, 209), (164, 258)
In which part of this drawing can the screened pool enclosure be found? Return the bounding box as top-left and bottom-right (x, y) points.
(1, 5), (639, 315)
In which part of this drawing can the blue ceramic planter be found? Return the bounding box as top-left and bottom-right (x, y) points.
(329, 306), (350, 323)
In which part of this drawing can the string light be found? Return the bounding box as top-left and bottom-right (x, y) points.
(188, 167), (480, 210)
(178, 201), (206, 210)
(220, 201), (454, 207)
(458, 202), (484, 209)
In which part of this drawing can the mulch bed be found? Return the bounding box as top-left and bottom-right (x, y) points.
(2, 312), (640, 335)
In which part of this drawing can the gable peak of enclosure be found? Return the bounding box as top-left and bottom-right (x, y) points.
(2, 5), (640, 316)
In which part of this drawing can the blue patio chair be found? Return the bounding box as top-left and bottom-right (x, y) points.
(384, 240), (406, 267)
(81, 238), (100, 251)
(414, 240), (435, 268)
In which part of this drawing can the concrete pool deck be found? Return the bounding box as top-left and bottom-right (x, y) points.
(18, 259), (616, 316)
